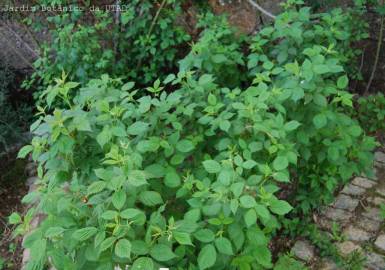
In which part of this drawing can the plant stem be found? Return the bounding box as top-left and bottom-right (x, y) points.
(247, 0), (276, 20)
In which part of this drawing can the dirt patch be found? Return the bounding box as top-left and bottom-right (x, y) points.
(0, 152), (28, 270)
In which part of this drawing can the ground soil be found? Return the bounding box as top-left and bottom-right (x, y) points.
(0, 151), (28, 270)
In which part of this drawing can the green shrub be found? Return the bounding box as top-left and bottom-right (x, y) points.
(246, 1), (375, 212)
(14, 1), (377, 269)
(18, 72), (299, 269)
(24, 0), (190, 93)
(354, 93), (385, 133)
(179, 13), (248, 88)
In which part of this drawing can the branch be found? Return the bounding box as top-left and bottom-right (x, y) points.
(365, 12), (384, 95)
(247, 0), (276, 20)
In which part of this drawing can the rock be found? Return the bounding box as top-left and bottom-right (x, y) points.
(375, 235), (385, 252)
(356, 217), (381, 232)
(319, 259), (338, 270)
(291, 240), (315, 262)
(343, 225), (371, 242)
(324, 207), (353, 222)
(208, 0), (259, 34)
(333, 194), (359, 212)
(362, 207), (382, 222)
(367, 196), (385, 206)
(341, 184), (366, 196)
(352, 177), (376, 189)
(26, 176), (38, 187)
(336, 241), (362, 256)
(365, 252), (385, 270)
(375, 151), (385, 164)
(375, 186), (385, 197)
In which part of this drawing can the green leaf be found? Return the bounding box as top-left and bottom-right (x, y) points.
(96, 127), (112, 147)
(337, 75), (349, 89)
(313, 114), (327, 129)
(242, 160), (257, 169)
(202, 160), (221, 174)
(132, 257), (154, 270)
(87, 181), (107, 195)
(150, 244), (176, 262)
(72, 227), (97, 241)
(8, 213), (21, 224)
(45, 227), (65, 238)
(254, 204), (271, 221)
(244, 209), (257, 227)
(101, 210), (118, 220)
(273, 172), (290, 183)
(215, 237), (233, 255)
(139, 191), (163, 206)
(219, 120), (231, 132)
(218, 170), (232, 186)
(112, 190), (126, 210)
(313, 64), (330, 74)
(240, 195), (257, 208)
(120, 208), (145, 225)
(273, 156), (288, 171)
(284, 121), (301, 131)
(208, 93), (217, 105)
(17, 145), (33, 159)
(173, 231), (193, 246)
(269, 200), (293, 215)
(127, 170), (148, 187)
(115, 239), (131, 258)
(127, 122), (149, 136)
(176, 139), (195, 153)
(194, 229), (215, 243)
(255, 245), (272, 268)
(100, 237), (116, 252)
(165, 170), (181, 188)
(198, 244), (217, 270)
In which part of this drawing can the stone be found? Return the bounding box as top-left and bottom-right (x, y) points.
(319, 259), (338, 270)
(367, 196), (385, 206)
(375, 151), (385, 164)
(375, 235), (385, 252)
(365, 252), (385, 270)
(375, 186), (385, 197)
(26, 176), (38, 187)
(362, 207), (382, 222)
(333, 194), (359, 211)
(343, 225), (371, 242)
(336, 241), (362, 256)
(356, 217), (381, 232)
(324, 207), (353, 222)
(341, 184), (366, 196)
(351, 177), (376, 189)
(291, 240), (315, 262)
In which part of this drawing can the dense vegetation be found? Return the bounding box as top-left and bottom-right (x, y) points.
(2, 0), (385, 269)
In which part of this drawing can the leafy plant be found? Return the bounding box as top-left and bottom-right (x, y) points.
(352, 93), (385, 133)
(179, 12), (248, 88)
(16, 71), (298, 269)
(247, 0), (376, 211)
(24, 0), (190, 95)
(273, 254), (307, 270)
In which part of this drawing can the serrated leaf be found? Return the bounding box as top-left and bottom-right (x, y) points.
(176, 139), (194, 153)
(194, 229), (215, 243)
(132, 257), (154, 270)
(313, 114), (327, 129)
(100, 237), (116, 252)
(215, 237), (233, 255)
(202, 160), (221, 174)
(269, 199), (293, 215)
(139, 191), (163, 206)
(273, 156), (288, 171)
(173, 231), (193, 246)
(87, 181), (106, 195)
(72, 227), (97, 241)
(127, 122), (149, 136)
(284, 121), (301, 131)
(198, 244), (217, 270)
(112, 190), (126, 210)
(150, 244), (176, 262)
(17, 145), (33, 159)
(115, 239), (131, 258)
(337, 75), (349, 89)
(240, 195), (257, 208)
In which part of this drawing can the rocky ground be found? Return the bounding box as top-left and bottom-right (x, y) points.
(292, 150), (385, 269)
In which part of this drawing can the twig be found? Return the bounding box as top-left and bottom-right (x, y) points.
(365, 10), (384, 95)
(147, 0), (167, 38)
(247, 0), (276, 20)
